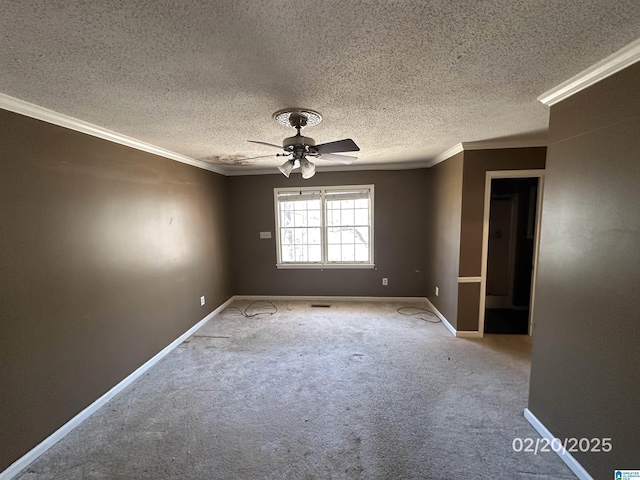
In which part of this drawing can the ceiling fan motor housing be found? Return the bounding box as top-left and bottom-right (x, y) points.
(283, 134), (316, 158)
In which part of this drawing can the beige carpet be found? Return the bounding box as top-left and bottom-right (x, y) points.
(15, 300), (575, 479)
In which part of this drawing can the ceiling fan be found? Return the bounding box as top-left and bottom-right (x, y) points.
(245, 108), (360, 179)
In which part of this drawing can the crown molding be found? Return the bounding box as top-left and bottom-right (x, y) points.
(423, 140), (548, 169)
(0, 93), (226, 175)
(538, 38), (640, 106)
(425, 143), (464, 168)
(461, 140), (547, 150)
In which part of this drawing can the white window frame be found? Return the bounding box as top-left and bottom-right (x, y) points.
(274, 185), (375, 269)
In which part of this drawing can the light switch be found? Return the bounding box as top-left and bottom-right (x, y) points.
(260, 231), (272, 239)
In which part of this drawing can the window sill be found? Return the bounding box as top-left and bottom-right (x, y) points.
(276, 263), (375, 270)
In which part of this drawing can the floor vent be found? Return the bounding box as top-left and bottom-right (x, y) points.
(311, 304), (331, 308)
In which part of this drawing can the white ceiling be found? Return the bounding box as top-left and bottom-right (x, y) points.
(1, 1), (639, 174)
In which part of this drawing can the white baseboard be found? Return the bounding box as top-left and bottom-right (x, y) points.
(524, 408), (593, 480)
(234, 295), (476, 338)
(0, 296), (235, 480)
(456, 330), (482, 338)
(1, 294), (470, 478)
(423, 297), (456, 336)
(423, 297), (482, 338)
(232, 295), (429, 303)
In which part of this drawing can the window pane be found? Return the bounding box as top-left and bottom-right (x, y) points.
(296, 211), (308, 227)
(355, 244), (369, 261)
(308, 228), (321, 245)
(328, 210), (340, 227)
(308, 209), (321, 226)
(341, 227), (355, 244)
(281, 228), (293, 245)
(355, 227), (369, 244)
(354, 208), (368, 225)
(327, 227), (340, 244)
(295, 245), (306, 261)
(341, 244), (355, 261)
(281, 245), (294, 262)
(282, 210), (294, 227)
(341, 209), (355, 226)
(282, 201), (293, 211)
(294, 201), (307, 211)
(308, 245), (321, 262)
(354, 198), (368, 208)
(294, 228), (306, 244)
(328, 244), (341, 262)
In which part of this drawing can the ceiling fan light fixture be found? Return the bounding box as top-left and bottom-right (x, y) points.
(300, 158), (316, 179)
(278, 160), (295, 178)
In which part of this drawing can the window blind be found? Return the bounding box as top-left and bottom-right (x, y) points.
(277, 190), (322, 202)
(325, 189), (370, 202)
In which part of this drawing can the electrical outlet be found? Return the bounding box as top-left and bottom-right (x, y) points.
(259, 231), (272, 239)
(382, 277), (388, 286)
(435, 287), (439, 296)
(200, 296), (205, 306)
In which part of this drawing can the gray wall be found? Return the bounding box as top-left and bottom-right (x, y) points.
(460, 148), (546, 277)
(528, 63), (640, 477)
(227, 169), (429, 297)
(457, 148), (546, 331)
(0, 110), (232, 471)
(424, 153), (463, 327)
(424, 149), (545, 331)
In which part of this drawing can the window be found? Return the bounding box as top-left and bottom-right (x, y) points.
(274, 185), (374, 268)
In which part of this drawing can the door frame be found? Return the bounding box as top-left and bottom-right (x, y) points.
(479, 170), (545, 336)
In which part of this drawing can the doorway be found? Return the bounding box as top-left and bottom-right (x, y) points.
(479, 171), (544, 336)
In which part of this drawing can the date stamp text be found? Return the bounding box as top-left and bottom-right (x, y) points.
(512, 437), (612, 455)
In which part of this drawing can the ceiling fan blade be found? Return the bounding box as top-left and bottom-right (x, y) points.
(317, 153), (358, 165)
(248, 140), (283, 149)
(313, 138), (360, 154)
(241, 154), (288, 161)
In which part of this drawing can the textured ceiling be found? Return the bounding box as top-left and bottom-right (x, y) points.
(1, 1), (639, 173)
